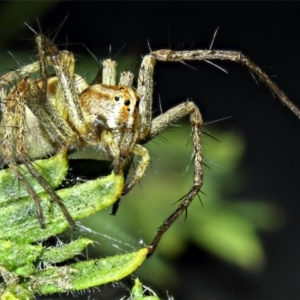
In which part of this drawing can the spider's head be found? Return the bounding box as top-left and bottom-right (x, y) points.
(79, 84), (140, 131)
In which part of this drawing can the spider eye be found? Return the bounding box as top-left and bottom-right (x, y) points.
(119, 87), (124, 90)
(115, 97), (119, 101)
(124, 100), (130, 106)
(127, 108), (130, 111)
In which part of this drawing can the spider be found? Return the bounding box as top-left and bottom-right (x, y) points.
(0, 30), (299, 257)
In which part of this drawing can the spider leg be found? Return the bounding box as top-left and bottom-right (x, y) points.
(100, 130), (121, 174)
(2, 79), (45, 227)
(151, 49), (300, 119)
(123, 144), (150, 195)
(37, 34), (88, 137)
(137, 55), (156, 139)
(35, 34), (49, 102)
(146, 101), (203, 256)
(24, 77), (76, 144)
(102, 59), (117, 85)
(142, 48), (300, 256)
(0, 61), (42, 89)
(21, 156), (75, 227)
(0, 56), (50, 123)
(0, 39), (79, 146)
(4, 157), (46, 227)
(1, 78), (75, 227)
(134, 54), (203, 255)
(91, 58), (117, 86)
(119, 71), (134, 87)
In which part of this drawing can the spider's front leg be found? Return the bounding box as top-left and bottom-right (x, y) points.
(36, 34), (88, 138)
(122, 144), (150, 195)
(119, 55), (156, 195)
(151, 49), (300, 119)
(132, 54), (204, 256)
(142, 47), (300, 256)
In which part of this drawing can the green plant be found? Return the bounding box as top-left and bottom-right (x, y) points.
(0, 147), (148, 298)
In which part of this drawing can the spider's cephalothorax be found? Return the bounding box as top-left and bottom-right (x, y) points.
(0, 33), (299, 256)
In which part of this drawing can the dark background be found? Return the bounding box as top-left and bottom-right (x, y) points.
(1, 1), (300, 299)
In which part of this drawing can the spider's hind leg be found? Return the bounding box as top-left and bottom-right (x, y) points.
(147, 100), (204, 256)
(1, 78), (75, 228)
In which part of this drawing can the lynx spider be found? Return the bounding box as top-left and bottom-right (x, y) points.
(0, 31), (299, 256)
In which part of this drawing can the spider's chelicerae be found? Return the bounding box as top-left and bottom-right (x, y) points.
(0, 32), (299, 256)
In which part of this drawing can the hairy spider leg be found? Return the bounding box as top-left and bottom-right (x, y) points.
(151, 49), (300, 119)
(1, 78), (75, 227)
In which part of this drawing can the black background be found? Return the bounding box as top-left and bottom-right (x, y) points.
(1, 2), (300, 299)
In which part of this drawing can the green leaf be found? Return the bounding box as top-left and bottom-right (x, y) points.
(0, 146), (68, 205)
(130, 278), (161, 300)
(0, 147), (124, 242)
(0, 241), (42, 272)
(26, 248), (149, 295)
(0, 149), (149, 298)
(39, 238), (93, 264)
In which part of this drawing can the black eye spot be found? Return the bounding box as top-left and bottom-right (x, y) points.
(127, 108), (130, 111)
(115, 97), (119, 101)
(119, 87), (124, 90)
(124, 100), (130, 106)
